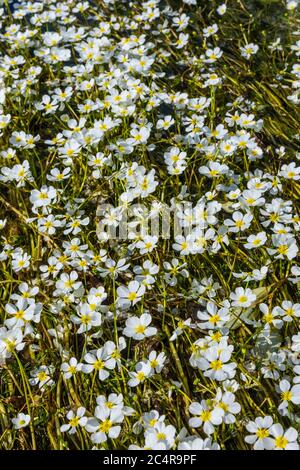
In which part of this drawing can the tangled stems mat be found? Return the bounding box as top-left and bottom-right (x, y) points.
(0, 0), (300, 451)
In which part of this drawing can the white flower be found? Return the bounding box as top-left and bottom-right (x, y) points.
(148, 350), (166, 373)
(174, 33), (189, 49)
(0, 219), (7, 230)
(60, 407), (87, 435)
(29, 365), (54, 389)
(205, 47), (223, 63)
(117, 281), (146, 309)
(55, 271), (83, 295)
(86, 406), (123, 444)
(291, 332), (300, 352)
(128, 361), (152, 387)
(36, 94), (59, 114)
(203, 73), (222, 87)
(273, 301), (300, 322)
(277, 380), (300, 411)
(217, 4), (227, 15)
(244, 232), (267, 249)
(11, 251), (31, 272)
(71, 303), (102, 334)
(170, 318), (192, 341)
(268, 234), (298, 260)
(12, 413), (31, 430)
(279, 162), (300, 180)
(224, 211), (253, 233)
(61, 357), (82, 379)
(215, 389), (241, 424)
(199, 161), (229, 178)
(240, 43), (259, 59)
(203, 24), (218, 37)
(136, 235), (158, 254)
(195, 345), (236, 381)
(157, 115), (174, 130)
(5, 298), (35, 329)
(245, 416), (274, 450)
(259, 303), (283, 329)
(189, 401), (224, 435)
(123, 314), (157, 340)
(82, 345), (116, 381)
(128, 126), (150, 145)
(269, 424), (299, 450)
(29, 185), (57, 209)
(178, 436), (220, 450)
(0, 327), (25, 362)
(172, 235), (193, 256)
(134, 260), (159, 288)
(230, 287), (256, 308)
(144, 421), (176, 450)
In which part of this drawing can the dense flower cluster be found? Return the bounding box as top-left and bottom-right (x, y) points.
(0, 0), (300, 450)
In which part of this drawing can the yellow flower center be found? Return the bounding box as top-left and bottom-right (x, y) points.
(81, 314), (91, 325)
(235, 220), (244, 228)
(264, 313), (273, 323)
(136, 371), (145, 382)
(135, 325), (146, 334)
(128, 292), (137, 301)
(210, 359), (223, 370)
(285, 308), (294, 317)
(211, 331), (222, 342)
(256, 428), (269, 439)
(219, 402), (229, 412)
(15, 310), (25, 319)
(64, 280), (74, 288)
(149, 418), (157, 427)
(209, 314), (220, 324)
(140, 179), (149, 190)
(277, 245), (288, 255)
(37, 371), (48, 382)
(4, 339), (16, 351)
(99, 419), (112, 433)
(282, 391), (292, 401)
(200, 410), (211, 422)
(94, 360), (104, 370)
(69, 416), (80, 427)
(275, 436), (288, 449)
